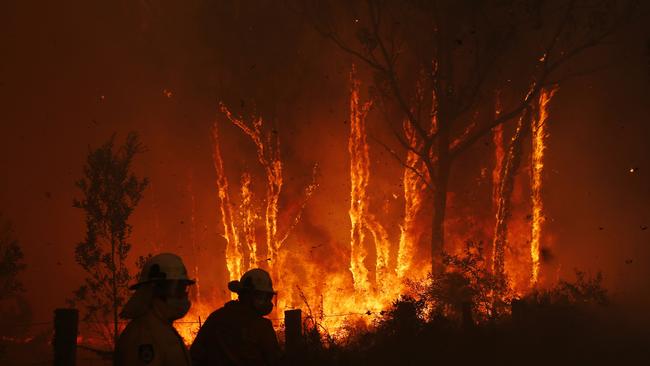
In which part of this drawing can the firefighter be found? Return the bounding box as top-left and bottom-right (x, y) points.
(114, 253), (195, 366)
(190, 268), (282, 366)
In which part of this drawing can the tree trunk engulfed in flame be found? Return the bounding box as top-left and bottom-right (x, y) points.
(188, 174), (202, 304)
(492, 88), (556, 291)
(491, 125), (504, 262)
(396, 119), (428, 280)
(491, 109), (531, 283)
(348, 68), (404, 308)
(348, 69), (373, 293)
(211, 124), (242, 284)
(530, 88), (557, 286)
(397, 71), (438, 282)
(492, 100), (505, 211)
(219, 103), (284, 274)
(239, 173), (258, 269)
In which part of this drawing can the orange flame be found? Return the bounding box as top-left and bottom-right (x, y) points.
(219, 103), (283, 271)
(239, 173), (258, 268)
(530, 87), (557, 286)
(348, 67), (373, 293)
(173, 73), (560, 346)
(397, 120), (428, 280)
(492, 110), (529, 281)
(492, 93), (504, 210)
(397, 67), (438, 282)
(188, 173), (201, 302)
(211, 123), (242, 284)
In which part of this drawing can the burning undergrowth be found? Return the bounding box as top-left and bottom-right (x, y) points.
(280, 258), (628, 366)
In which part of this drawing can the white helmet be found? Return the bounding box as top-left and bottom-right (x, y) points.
(228, 268), (275, 294)
(130, 253), (195, 289)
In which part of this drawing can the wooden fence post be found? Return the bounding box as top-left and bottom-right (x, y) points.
(284, 309), (302, 355)
(53, 308), (78, 366)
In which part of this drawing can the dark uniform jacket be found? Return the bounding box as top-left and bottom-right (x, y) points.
(190, 300), (281, 366)
(114, 310), (191, 366)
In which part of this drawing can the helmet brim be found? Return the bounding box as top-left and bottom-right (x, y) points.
(227, 280), (275, 294)
(129, 278), (196, 290)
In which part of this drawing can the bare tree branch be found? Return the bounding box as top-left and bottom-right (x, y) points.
(277, 164), (320, 247)
(449, 0), (635, 159)
(369, 133), (434, 192)
(543, 60), (617, 86)
(317, 26), (385, 71)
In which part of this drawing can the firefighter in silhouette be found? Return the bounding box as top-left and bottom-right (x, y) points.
(190, 268), (282, 366)
(114, 253), (195, 366)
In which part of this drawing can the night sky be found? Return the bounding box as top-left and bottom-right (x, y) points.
(1, 0), (649, 331)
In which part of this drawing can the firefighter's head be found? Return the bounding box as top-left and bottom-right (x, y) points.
(228, 268), (276, 316)
(122, 253), (195, 321)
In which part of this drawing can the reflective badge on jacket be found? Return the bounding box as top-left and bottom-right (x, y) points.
(138, 344), (155, 364)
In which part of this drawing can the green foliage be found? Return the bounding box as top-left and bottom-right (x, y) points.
(70, 132), (148, 348)
(0, 214), (25, 301)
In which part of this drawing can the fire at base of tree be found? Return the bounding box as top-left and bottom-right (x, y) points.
(280, 263), (649, 366)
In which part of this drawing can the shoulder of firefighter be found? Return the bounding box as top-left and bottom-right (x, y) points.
(114, 311), (191, 366)
(190, 301), (282, 366)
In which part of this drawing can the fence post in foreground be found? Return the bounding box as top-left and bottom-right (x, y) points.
(53, 308), (78, 366)
(284, 309), (302, 356)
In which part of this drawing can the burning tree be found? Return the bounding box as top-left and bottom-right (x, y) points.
(70, 133), (148, 348)
(349, 68), (396, 293)
(211, 103), (318, 290)
(309, 0), (636, 279)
